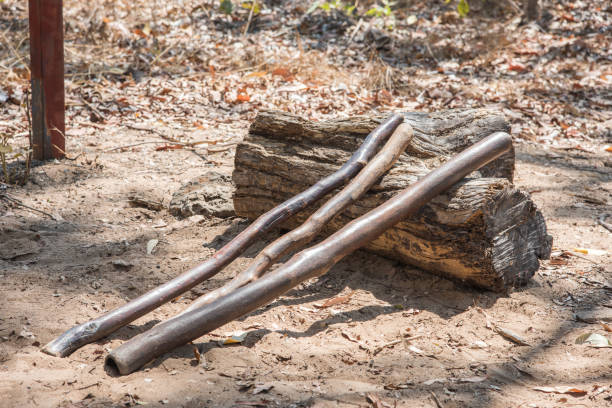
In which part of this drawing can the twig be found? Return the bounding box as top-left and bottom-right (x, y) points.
(373, 339), (402, 355)
(0, 30), (29, 74)
(207, 143), (237, 153)
(429, 391), (445, 408)
(150, 39), (180, 66)
(124, 124), (181, 143)
(104, 141), (197, 152)
(243, 1), (256, 36)
(346, 18), (363, 46)
(598, 213), (612, 233)
(75, 382), (101, 391)
(79, 97), (106, 122)
(23, 90), (33, 184)
(0, 194), (56, 219)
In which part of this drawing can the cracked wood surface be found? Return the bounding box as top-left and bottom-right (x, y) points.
(233, 109), (552, 291)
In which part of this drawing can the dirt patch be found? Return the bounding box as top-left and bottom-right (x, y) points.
(0, 132), (610, 408)
(0, 0), (611, 407)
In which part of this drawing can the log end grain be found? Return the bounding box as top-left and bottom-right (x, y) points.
(233, 110), (552, 292)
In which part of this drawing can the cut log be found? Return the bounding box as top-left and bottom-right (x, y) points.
(232, 109), (552, 292)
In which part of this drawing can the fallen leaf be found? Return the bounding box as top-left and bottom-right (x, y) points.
(244, 71), (267, 79)
(575, 333), (612, 347)
(340, 331), (360, 343)
(407, 345), (424, 355)
(494, 326), (531, 346)
(271, 67), (294, 81)
(236, 92), (250, 103)
(423, 378), (446, 385)
(573, 247), (607, 256)
(156, 144), (185, 151)
(192, 344), (201, 364)
(146, 239), (159, 255)
(251, 383), (273, 394)
(458, 376), (487, 383)
(315, 291), (355, 308)
(508, 63), (528, 72)
(549, 257), (569, 266)
(112, 259), (133, 269)
(220, 332), (248, 345)
(533, 386), (587, 396)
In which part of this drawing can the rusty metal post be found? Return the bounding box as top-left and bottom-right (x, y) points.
(28, 0), (65, 160)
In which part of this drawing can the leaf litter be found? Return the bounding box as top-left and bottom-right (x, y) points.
(0, 0), (611, 407)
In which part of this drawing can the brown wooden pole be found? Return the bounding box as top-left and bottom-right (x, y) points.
(41, 114), (403, 358)
(28, 0), (65, 160)
(180, 123), (414, 314)
(106, 132), (513, 375)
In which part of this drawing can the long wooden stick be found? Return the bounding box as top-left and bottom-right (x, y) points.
(180, 124), (414, 315)
(41, 114), (403, 358)
(106, 132), (513, 375)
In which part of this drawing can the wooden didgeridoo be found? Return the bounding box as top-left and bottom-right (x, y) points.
(179, 123), (414, 315)
(42, 114), (404, 358)
(106, 131), (512, 375)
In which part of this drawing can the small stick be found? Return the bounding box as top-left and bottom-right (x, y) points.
(180, 123), (414, 314)
(598, 213), (612, 233)
(0, 194), (56, 219)
(41, 114), (404, 358)
(243, 1), (256, 35)
(105, 132), (512, 375)
(430, 391), (445, 408)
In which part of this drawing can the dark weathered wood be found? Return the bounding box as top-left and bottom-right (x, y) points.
(28, 0), (65, 160)
(524, 0), (540, 21)
(106, 132), (514, 375)
(181, 123), (414, 314)
(42, 115), (403, 358)
(233, 110), (552, 291)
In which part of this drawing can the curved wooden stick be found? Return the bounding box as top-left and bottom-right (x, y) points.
(180, 124), (414, 315)
(106, 132), (513, 375)
(41, 114), (404, 358)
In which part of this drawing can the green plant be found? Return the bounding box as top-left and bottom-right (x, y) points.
(365, 0), (394, 18)
(219, 0), (234, 14)
(219, 0), (261, 16)
(306, 0), (356, 16)
(0, 135), (31, 185)
(1, 95), (33, 185)
(445, 0), (470, 17)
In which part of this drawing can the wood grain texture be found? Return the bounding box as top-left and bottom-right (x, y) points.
(233, 109), (552, 291)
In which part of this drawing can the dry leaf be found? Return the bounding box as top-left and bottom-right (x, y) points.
(533, 386), (587, 396)
(244, 71), (267, 79)
(146, 239), (159, 255)
(573, 247), (607, 256)
(315, 291), (355, 309)
(156, 144), (185, 151)
(236, 91), (250, 103)
(458, 376), (487, 383)
(192, 344), (201, 364)
(219, 332), (248, 345)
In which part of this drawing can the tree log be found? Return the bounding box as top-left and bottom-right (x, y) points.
(233, 109), (552, 291)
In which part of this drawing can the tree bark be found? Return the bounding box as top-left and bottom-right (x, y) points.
(233, 109), (552, 292)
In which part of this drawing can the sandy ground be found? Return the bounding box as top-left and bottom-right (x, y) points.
(0, 124), (610, 408)
(1, 0), (611, 406)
